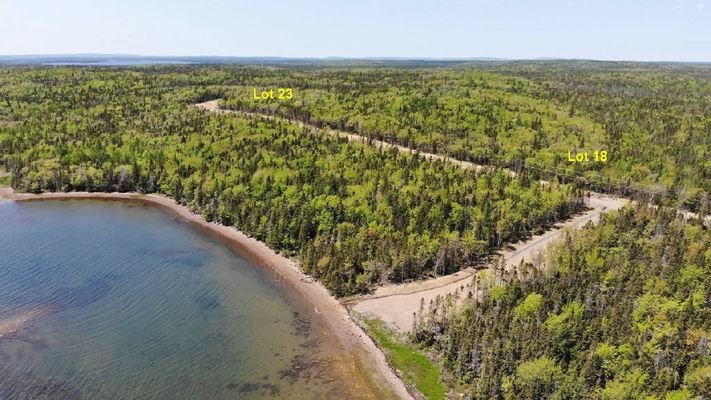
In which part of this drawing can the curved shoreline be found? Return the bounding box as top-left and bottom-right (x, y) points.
(0, 187), (414, 400)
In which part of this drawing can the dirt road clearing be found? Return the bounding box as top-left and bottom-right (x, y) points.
(349, 195), (628, 331)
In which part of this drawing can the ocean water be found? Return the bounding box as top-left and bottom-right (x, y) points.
(0, 200), (381, 400)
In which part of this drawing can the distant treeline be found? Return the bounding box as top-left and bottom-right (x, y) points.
(219, 65), (710, 213)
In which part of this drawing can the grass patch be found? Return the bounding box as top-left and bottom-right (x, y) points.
(361, 317), (446, 400)
(0, 175), (10, 186)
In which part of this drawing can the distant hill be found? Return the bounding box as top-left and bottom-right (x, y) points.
(2, 54), (710, 67)
(0, 54), (482, 67)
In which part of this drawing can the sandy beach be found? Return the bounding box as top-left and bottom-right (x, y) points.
(0, 187), (414, 400)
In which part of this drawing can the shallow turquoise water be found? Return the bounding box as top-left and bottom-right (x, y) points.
(0, 200), (372, 399)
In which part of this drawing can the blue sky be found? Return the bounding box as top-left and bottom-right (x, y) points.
(1, 0), (709, 61)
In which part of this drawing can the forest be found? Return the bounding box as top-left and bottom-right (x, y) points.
(413, 206), (710, 399)
(0, 67), (582, 296)
(0, 64), (708, 399)
(219, 64), (710, 213)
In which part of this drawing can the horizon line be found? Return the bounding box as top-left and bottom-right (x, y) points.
(1, 53), (711, 64)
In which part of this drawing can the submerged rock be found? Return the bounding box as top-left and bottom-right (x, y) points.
(0, 307), (52, 338)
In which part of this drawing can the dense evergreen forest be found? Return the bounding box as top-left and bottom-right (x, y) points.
(219, 64), (710, 213)
(413, 206), (710, 399)
(0, 67), (582, 296)
(501, 63), (711, 213)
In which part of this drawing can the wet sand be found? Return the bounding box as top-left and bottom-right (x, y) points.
(0, 187), (414, 400)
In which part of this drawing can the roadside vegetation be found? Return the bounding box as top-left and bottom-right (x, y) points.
(220, 64), (710, 212)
